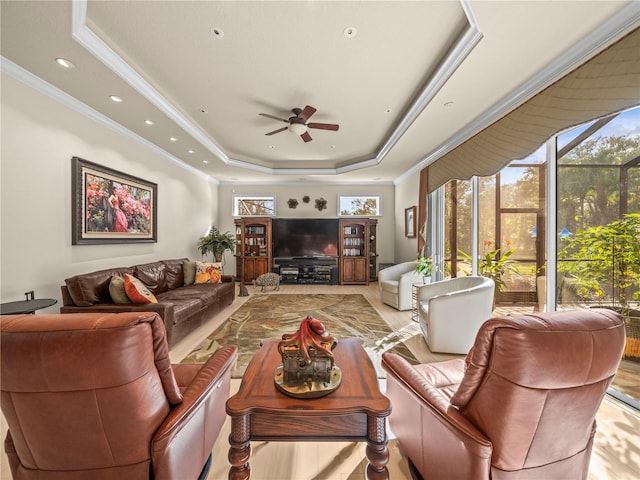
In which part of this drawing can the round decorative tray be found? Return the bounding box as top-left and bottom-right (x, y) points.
(273, 364), (342, 399)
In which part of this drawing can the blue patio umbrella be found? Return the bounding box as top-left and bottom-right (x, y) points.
(559, 226), (572, 239)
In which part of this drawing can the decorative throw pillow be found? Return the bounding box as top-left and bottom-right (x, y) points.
(124, 274), (157, 304)
(109, 275), (131, 304)
(195, 261), (223, 284)
(183, 260), (196, 286)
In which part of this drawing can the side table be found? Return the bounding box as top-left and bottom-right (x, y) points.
(226, 337), (391, 480)
(412, 283), (421, 322)
(0, 298), (57, 315)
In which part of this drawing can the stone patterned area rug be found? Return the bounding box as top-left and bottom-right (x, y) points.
(182, 293), (419, 378)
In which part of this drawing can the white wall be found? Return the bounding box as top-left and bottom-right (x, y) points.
(0, 74), (218, 310)
(218, 183), (396, 276)
(394, 173), (422, 263)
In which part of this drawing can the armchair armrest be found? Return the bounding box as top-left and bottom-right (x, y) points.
(381, 353), (492, 478)
(378, 262), (418, 283)
(382, 353), (486, 442)
(151, 345), (238, 480)
(398, 270), (425, 289)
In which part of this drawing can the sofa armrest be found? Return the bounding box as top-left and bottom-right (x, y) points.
(151, 345), (238, 480)
(60, 302), (173, 317)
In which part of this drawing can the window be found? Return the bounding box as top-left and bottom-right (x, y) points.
(338, 195), (381, 216)
(232, 195), (275, 217)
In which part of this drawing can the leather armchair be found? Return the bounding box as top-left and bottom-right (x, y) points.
(1, 312), (237, 480)
(382, 308), (625, 480)
(379, 261), (424, 310)
(417, 276), (494, 354)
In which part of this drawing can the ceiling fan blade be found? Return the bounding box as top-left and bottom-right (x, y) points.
(307, 123), (339, 131)
(265, 126), (288, 136)
(259, 113), (290, 123)
(298, 105), (317, 122)
(301, 131), (313, 143)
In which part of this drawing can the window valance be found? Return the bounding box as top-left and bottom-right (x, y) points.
(426, 27), (640, 193)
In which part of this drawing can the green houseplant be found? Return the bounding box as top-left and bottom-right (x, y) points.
(459, 246), (519, 293)
(197, 226), (236, 262)
(415, 256), (436, 283)
(557, 213), (640, 307)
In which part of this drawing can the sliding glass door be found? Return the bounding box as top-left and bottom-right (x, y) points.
(556, 106), (639, 407)
(437, 105), (639, 408)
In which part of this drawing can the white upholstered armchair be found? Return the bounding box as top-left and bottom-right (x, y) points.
(417, 276), (494, 354)
(379, 261), (424, 311)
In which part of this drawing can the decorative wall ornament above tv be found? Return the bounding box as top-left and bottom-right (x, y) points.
(287, 198), (299, 209)
(71, 157), (157, 245)
(315, 197), (327, 211)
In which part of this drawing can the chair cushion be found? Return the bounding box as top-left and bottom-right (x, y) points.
(195, 261), (223, 284)
(124, 274), (158, 304)
(183, 260), (197, 285)
(163, 258), (188, 290)
(380, 280), (399, 294)
(133, 262), (168, 294)
(109, 276), (132, 304)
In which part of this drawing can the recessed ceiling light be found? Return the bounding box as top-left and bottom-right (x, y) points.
(55, 57), (74, 69)
(199, 108), (208, 114)
(268, 145), (276, 149)
(210, 27), (224, 38)
(385, 108), (392, 113)
(109, 95), (123, 103)
(330, 145), (336, 149)
(188, 149), (195, 154)
(170, 137), (177, 142)
(444, 101), (454, 107)
(344, 26), (357, 38)
(144, 119), (154, 125)
(203, 160), (209, 164)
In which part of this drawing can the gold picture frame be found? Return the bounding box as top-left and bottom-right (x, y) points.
(72, 157), (157, 244)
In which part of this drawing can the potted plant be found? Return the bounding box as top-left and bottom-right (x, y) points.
(459, 245), (519, 304)
(198, 226), (236, 262)
(416, 256), (435, 283)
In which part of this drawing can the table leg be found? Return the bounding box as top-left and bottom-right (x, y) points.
(228, 414), (251, 480)
(366, 415), (389, 480)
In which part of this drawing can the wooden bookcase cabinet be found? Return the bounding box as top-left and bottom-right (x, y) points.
(235, 218), (272, 284)
(339, 218), (377, 285)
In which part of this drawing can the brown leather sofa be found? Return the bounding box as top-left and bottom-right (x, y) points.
(1, 311), (238, 480)
(382, 308), (625, 480)
(60, 258), (235, 347)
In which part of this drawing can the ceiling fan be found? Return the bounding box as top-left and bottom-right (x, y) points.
(259, 105), (339, 143)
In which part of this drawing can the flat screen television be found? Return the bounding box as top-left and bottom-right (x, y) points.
(272, 218), (339, 258)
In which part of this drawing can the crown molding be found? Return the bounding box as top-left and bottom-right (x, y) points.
(0, 56), (216, 184)
(396, 1), (640, 186)
(71, 0), (481, 176)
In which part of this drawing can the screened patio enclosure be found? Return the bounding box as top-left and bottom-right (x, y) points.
(432, 105), (639, 407)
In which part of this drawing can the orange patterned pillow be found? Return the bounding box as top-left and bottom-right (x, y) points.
(195, 261), (223, 284)
(124, 274), (157, 304)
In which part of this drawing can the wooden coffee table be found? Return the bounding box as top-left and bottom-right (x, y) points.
(226, 337), (391, 480)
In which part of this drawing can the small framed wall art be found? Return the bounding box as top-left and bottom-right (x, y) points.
(405, 206), (416, 238)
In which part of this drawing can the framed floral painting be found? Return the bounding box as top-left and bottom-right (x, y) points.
(71, 157), (157, 244)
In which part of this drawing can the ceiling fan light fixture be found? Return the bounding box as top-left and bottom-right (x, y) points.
(289, 123), (307, 136)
